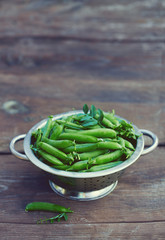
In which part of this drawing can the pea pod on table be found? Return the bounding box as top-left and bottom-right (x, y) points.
(25, 202), (73, 213)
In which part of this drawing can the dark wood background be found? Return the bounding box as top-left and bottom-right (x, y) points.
(0, 1), (165, 239)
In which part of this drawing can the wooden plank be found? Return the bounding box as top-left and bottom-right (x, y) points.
(1, 222), (165, 240)
(0, 40), (164, 80)
(0, 0), (165, 41)
(0, 147), (164, 224)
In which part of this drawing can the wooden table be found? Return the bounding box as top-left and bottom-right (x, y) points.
(0, 1), (165, 239)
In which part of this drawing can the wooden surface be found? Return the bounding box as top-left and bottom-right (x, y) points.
(0, 1), (165, 239)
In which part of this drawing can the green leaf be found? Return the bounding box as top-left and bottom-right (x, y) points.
(97, 109), (104, 123)
(90, 105), (97, 118)
(63, 213), (68, 221)
(83, 104), (89, 114)
(37, 213), (69, 224)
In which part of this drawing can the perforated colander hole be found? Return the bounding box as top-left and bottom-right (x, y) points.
(116, 172), (121, 178)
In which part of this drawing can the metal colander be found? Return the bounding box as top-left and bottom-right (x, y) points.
(10, 110), (158, 201)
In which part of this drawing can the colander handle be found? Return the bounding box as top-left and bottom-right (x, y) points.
(9, 134), (28, 160)
(140, 129), (158, 155)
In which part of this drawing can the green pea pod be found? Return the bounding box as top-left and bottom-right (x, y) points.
(104, 112), (120, 126)
(42, 115), (53, 138)
(78, 149), (108, 161)
(52, 165), (70, 170)
(67, 160), (88, 171)
(38, 149), (64, 166)
(75, 128), (116, 138)
(63, 143), (98, 153)
(35, 128), (42, 148)
(56, 120), (83, 130)
(124, 148), (134, 159)
(25, 202), (73, 213)
(97, 141), (122, 150)
(94, 113), (115, 129)
(87, 161), (123, 172)
(42, 137), (74, 149)
(89, 149), (123, 165)
(118, 137), (125, 148)
(50, 122), (64, 140)
(123, 139), (135, 150)
(38, 142), (69, 162)
(58, 133), (98, 143)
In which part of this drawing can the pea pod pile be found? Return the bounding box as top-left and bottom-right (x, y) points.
(31, 104), (140, 172)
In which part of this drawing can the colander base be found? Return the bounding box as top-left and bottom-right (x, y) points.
(49, 180), (118, 201)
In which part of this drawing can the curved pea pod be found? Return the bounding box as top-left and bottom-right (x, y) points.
(97, 141), (122, 150)
(63, 143), (98, 153)
(103, 111), (120, 126)
(25, 202), (73, 213)
(42, 137), (74, 149)
(38, 149), (64, 166)
(89, 149), (124, 165)
(76, 128), (116, 138)
(52, 165), (70, 170)
(58, 133), (98, 143)
(34, 128), (42, 148)
(42, 115), (53, 138)
(118, 137), (125, 148)
(124, 148), (134, 159)
(56, 120), (83, 130)
(87, 161), (123, 172)
(78, 149), (108, 161)
(123, 139), (135, 150)
(38, 142), (70, 162)
(94, 113), (115, 129)
(67, 160), (88, 171)
(50, 122), (64, 140)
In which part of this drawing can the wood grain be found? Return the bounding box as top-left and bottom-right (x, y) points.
(1, 222), (165, 240)
(0, 147), (164, 224)
(0, 40), (164, 80)
(0, 0), (165, 42)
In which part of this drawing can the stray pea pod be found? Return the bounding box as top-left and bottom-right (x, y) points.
(25, 202), (73, 213)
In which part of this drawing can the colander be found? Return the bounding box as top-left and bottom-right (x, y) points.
(10, 110), (158, 201)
